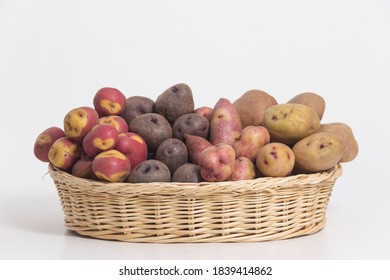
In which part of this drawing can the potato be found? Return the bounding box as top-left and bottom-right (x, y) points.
(195, 106), (213, 122)
(92, 150), (131, 182)
(230, 157), (256, 181)
(198, 143), (236, 182)
(319, 122), (358, 162)
(232, 126), (270, 162)
(155, 138), (188, 174)
(63, 106), (99, 142)
(72, 158), (95, 179)
(129, 113), (172, 152)
(127, 159), (171, 183)
(93, 87), (126, 116)
(292, 132), (344, 173)
(155, 83), (194, 123)
(172, 113), (209, 141)
(185, 134), (212, 165)
(288, 92), (326, 120)
(233, 89), (277, 127)
(82, 124), (118, 157)
(115, 132), (148, 168)
(210, 98), (242, 146)
(34, 127), (66, 162)
(99, 115), (129, 134)
(263, 103), (320, 145)
(172, 163), (202, 183)
(48, 137), (81, 170)
(120, 96), (155, 126)
(256, 143), (295, 177)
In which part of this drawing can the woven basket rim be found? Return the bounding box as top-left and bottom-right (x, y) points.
(48, 163), (343, 196)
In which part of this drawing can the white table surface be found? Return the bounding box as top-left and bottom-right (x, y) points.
(1, 0), (389, 260)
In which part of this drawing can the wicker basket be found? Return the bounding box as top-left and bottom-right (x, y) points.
(48, 163), (343, 243)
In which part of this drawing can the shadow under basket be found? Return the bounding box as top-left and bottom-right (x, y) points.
(48, 164), (343, 243)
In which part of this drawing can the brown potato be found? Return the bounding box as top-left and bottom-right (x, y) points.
(233, 89), (277, 127)
(120, 96), (155, 126)
(263, 103), (320, 145)
(288, 92), (326, 120)
(319, 122), (358, 162)
(292, 132), (344, 173)
(256, 143), (295, 177)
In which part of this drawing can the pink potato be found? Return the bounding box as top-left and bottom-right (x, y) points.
(82, 124), (118, 158)
(71, 158), (96, 179)
(195, 106), (213, 122)
(230, 157), (256, 181)
(33, 127), (66, 162)
(185, 134), (212, 164)
(198, 143), (236, 182)
(232, 126), (270, 162)
(99, 115), (129, 134)
(115, 132), (148, 168)
(210, 98), (242, 146)
(92, 150), (131, 182)
(48, 137), (81, 170)
(93, 87), (127, 116)
(63, 106), (99, 142)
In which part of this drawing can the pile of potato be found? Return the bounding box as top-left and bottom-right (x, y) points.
(33, 84), (358, 183)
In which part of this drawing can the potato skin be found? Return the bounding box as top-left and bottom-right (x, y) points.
(172, 163), (202, 183)
(129, 113), (172, 152)
(185, 134), (212, 164)
(48, 137), (81, 170)
(120, 96), (155, 126)
(198, 143), (236, 182)
(155, 83), (194, 123)
(92, 150), (131, 182)
(263, 103), (320, 145)
(172, 113), (209, 141)
(210, 98), (242, 146)
(127, 159), (171, 183)
(93, 87), (126, 116)
(233, 89), (277, 127)
(155, 138), (188, 174)
(319, 122), (358, 162)
(256, 143), (295, 177)
(34, 127), (66, 162)
(232, 126), (270, 162)
(63, 106), (99, 142)
(292, 132), (344, 173)
(230, 157), (256, 181)
(288, 92), (326, 120)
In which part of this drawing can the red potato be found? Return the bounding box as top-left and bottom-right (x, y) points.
(71, 158), (96, 179)
(92, 150), (131, 182)
(99, 115), (129, 134)
(210, 98), (242, 146)
(48, 137), (81, 170)
(34, 127), (66, 162)
(232, 126), (270, 162)
(198, 143), (236, 182)
(195, 106), (213, 122)
(185, 134), (212, 164)
(93, 87), (126, 116)
(115, 132), (148, 168)
(230, 157), (256, 181)
(82, 124), (118, 158)
(63, 106), (99, 142)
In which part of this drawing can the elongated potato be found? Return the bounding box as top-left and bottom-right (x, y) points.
(292, 132), (344, 173)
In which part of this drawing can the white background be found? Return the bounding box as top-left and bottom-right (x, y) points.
(0, 0), (389, 260)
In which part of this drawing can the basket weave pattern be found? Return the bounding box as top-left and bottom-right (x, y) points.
(49, 164), (342, 243)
